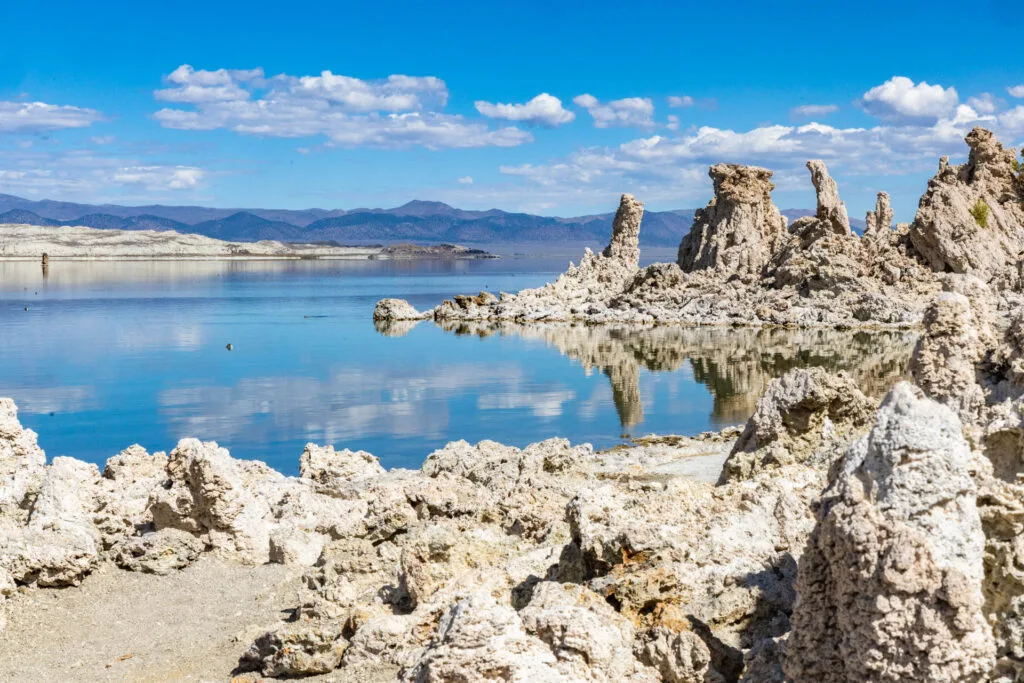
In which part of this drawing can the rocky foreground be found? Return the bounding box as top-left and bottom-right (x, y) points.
(0, 224), (495, 260)
(1, 286), (1023, 681)
(376, 127), (1024, 328)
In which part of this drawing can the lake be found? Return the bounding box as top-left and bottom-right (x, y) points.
(0, 256), (916, 474)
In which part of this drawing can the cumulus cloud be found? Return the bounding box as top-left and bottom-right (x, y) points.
(457, 175), (473, 184)
(966, 93), (1000, 115)
(0, 101), (104, 133)
(493, 99), (1020, 209)
(857, 76), (959, 124)
(667, 95), (694, 108)
(666, 114), (681, 131)
(791, 104), (839, 118)
(154, 65), (530, 149)
(1008, 85), (1024, 98)
(474, 93), (575, 127)
(91, 136), (115, 145)
(573, 94), (655, 128)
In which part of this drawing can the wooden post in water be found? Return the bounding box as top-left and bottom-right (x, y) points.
(41, 252), (49, 278)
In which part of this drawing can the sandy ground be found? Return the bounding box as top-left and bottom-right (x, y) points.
(0, 558), (305, 682)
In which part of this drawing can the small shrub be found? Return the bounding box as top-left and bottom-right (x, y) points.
(970, 199), (990, 228)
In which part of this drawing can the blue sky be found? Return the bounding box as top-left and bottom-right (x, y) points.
(0, 0), (1022, 220)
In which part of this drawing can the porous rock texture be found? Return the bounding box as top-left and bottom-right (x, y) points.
(718, 367), (876, 483)
(373, 298), (429, 321)
(786, 383), (996, 682)
(677, 163), (788, 279)
(602, 192), (644, 270)
(910, 127), (1024, 284)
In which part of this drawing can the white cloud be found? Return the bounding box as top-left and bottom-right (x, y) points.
(666, 115), (681, 131)
(667, 95), (694, 108)
(153, 65), (530, 149)
(113, 165), (204, 190)
(492, 99), (1019, 209)
(0, 101), (104, 133)
(1000, 106), (1024, 133)
(573, 94), (655, 129)
(1008, 85), (1024, 98)
(790, 104), (839, 118)
(474, 93), (575, 127)
(91, 135), (115, 145)
(155, 65), (260, 103)
(457, 176), (473, 184)
(858, 76), (959, 124)
(966, 93), (1000, 115)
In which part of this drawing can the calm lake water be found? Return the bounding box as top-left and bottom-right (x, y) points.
(0, 256), (915, 474)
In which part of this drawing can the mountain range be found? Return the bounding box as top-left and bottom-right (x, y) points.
(0, 194), (863, 246)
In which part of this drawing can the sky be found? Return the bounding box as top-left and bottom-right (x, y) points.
(0, 0), (1022, 221)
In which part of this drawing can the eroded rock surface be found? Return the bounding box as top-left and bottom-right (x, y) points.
(719, 367), (876, 483)
(677, 163), (788, 279)
(786, 383), (995, 682)
(910, 127), (1024, 283)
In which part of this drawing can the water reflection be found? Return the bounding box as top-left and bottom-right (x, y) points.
(435, 321), (916, 430)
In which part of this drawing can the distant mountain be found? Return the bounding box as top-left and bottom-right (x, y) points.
(0, 209), (60, 227)
(191, 212), (308, 242)
(0, 193), (860, 246)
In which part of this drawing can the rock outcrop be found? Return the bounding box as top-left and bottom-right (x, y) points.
(910, 127), (1024, 283)
(864, 191), (894, 238)
(677, 164), (788, 279)
(602, 193), (643, 270)
(786, 383), (995, 681)
(377, 132), (1011, 328)
(373, 298), (428, 321)
(807, 159), (851, 235)
(719, 367), (876, 483)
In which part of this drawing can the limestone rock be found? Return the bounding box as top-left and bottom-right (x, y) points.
(240, 622), (348, 677)
(518, 581), (639, 681)
(719, 367), (876, 482)
(785, 383), (996, 682)
(112, 528), (204, 574)
(94, 444), (168, 549)
(0, 397), (47, 523)
(911, 291), (989, 420)
(864, 191), (894, 238)
(149, 438), (278, 563)
(299, 443), (385, 491)
(909, 127), (1024, 282)
(767, 160), (864, 294)
(1, 457), (102, 587)
(373, 298), (429, 321)
(678, 164), (788, 279)
(601, 193), (643, 270)
(807, 160), (850, 235)
(403, 591), (564, 682)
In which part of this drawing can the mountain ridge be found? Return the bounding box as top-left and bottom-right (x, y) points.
(0, 194), (864, 246)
